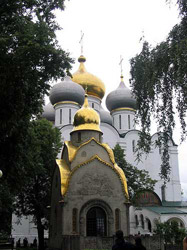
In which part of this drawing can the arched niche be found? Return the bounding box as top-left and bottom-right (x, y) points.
(79, 199), (114, 236)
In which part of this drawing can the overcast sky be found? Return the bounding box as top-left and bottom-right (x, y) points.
(52, 0), (187, 198)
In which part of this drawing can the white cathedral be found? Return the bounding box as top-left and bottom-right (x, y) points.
(12, 54), (187, 243)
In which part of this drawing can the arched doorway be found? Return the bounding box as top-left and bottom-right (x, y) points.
(86, 207), (107, 236)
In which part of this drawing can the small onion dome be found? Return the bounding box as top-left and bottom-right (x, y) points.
(72, 94), (102, 132)
(100, 106), (113, 125)
(49, 76), (85, 106)
(72, 55), (105, 100)
(106, 76), (136, 112)
(41, 102), (55, 122)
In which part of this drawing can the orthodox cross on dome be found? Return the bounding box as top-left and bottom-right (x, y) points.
(119, 55), (124, 77)
(79, 30), (84, 55)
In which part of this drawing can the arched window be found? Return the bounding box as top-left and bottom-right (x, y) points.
(72, 208), (78, 234)
(128, 115), (130, 129)
(99, 134), (102, 142)
(119, 115), (121, 129)
(135, 215), (139, 227)
(168, 218), (185, 228)
(115, 209), (120, 231)
(69, 109), (71, 124)
(132, 140), (135, 152)
(60, 109), (62, 124)
(161, 185), (166, 201)
(140, 214), (144, 229)
(146, 218), (152, 232)
(86, 207), (107, 236)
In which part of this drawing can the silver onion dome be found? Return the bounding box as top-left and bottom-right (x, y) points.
(49, 76), (85, 106)
(100, 106), (113, 125)
(41, 102), (55, 122)
(106, 76), (136, 112)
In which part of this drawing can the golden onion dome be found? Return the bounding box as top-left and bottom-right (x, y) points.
(72, 55), (106, 100)
(72, 94), (102, 132)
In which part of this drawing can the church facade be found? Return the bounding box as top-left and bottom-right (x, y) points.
(49, 94), (130, 249)
(12, 54), (187, 244)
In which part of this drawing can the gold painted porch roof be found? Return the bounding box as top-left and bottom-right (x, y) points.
(72, 55), (105, 100)
(57, 137), (129, 199)
(56, 159), (71, 196)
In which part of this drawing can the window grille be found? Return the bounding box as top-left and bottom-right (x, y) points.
(86, 207), (107, 236)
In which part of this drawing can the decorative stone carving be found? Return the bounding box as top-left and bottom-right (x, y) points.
(84, 237), (97, 249)
(102, 237), (113, 249)
(149, 235), (161, 249)
(74, 173), (114, 197)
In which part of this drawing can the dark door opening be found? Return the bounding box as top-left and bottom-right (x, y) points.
(86, 207), (107, 236)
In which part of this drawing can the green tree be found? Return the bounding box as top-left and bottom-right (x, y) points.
(154, 221), (186, 245)
(113, 144), (156, 200)
(0, 0), (73, 190)
(0, 183), (13, 238)
(0, 0), (72, 234)
(14, 118), (62, 250)
(129, 0), (187, 183)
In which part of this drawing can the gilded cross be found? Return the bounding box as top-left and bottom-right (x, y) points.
(79, 30), (84, 55)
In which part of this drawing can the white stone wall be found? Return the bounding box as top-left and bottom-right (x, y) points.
(88, 95), (101, 113)
(11, 215), (48, 244)
(55, 103), (80, 127)
(111, 109), (135, 133)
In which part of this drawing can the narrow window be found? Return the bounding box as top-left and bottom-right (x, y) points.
(132, 140), (135, 152)
(72, 208), (78, 234)
(78, 132), (81, 142)
(141, 214), (144, 229)
(69, 109), (71, 124)
(115, 209), (120, 231)
(99, 134), (102, 142)
(148, 219), (152, 232)
(161, 185), (166, 201)
(128, 115), (130, 129)
(119, 115), (121, 129)
(135, 215), (139, 227)
(92, 103), (94, 108)
(60, 109), (62, 124)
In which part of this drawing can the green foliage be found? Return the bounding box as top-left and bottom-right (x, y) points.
(113, 144), (156, 200)
(0, 0), (73, 194)
(0, 182), (13, 235)
(129, 0), (187, 183)
(154, 220), (187, 245)
(14, 118), (62, 250)
(0, 0), (72, 237)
